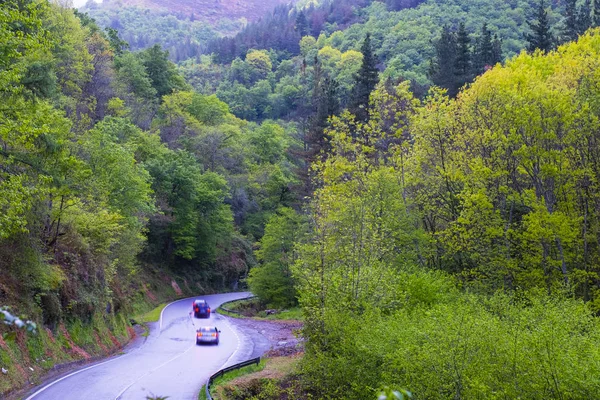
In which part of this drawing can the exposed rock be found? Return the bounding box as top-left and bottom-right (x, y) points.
(2, 367), (8, 374)
(171, 280), (183, 296)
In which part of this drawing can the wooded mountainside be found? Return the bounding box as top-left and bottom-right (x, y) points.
(0, 1), (300, 393)
(4, 0), (600, 398)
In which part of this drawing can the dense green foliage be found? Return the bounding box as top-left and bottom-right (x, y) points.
(178, 0), (600, 130)
(247, 208), (305, 308)
(292, 31), (600, 399)
(0, 0), (297, 333)
(81, 3), (242, 62)
(5, 0), (600, 397)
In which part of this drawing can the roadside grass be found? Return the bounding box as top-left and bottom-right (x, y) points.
(218, 298), (302, 321)
(133, 303), (167, 324)
(0, 267), (199, 397)
(198, 360), (266, 400)
(258, 308), (302, 321)
(200, 355), (302, 400)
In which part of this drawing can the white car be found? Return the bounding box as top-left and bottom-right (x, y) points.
(196, 326), (220, 345)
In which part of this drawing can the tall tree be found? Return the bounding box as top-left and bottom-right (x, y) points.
(492, 34), (503, 65)
(526, 0), (554, 52)
(349, 33), (379, 122)
(140, 44), (185, 97)
(473, 23), (503, 75)
(105, 27), (129, 56)
(430, 26), (457, 95)
(578, 0), (593, 34)
(593, 0), (600, 27)
(295, 11), (308, 37)
(454, 23), (472, 92)
(563, 0), (579, 42)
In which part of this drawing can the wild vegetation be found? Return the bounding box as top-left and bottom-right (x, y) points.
(81, 0), (295, 62)
(0, 0), (297, 394)
(4, 0), (600, 398)
(179, 0), (600, 122)
(291, 30), (600, 399)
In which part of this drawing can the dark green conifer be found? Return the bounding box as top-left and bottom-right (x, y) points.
(491, 34), (503, 65)
(563, 0), (579, 42)
(526, 0), (554, 52)
(295, 11), (308, 37)
(578, 0), (593, 34)
(429, 25), (457, 95)
(350, 33), (379, 122)
(473, 23), (494, 74)
(454, 22), (472, 91)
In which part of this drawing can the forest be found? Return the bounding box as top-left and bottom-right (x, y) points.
(289, 31), (600, 398)
(0, 0), (299, 393)
(3, 0), (600, 397)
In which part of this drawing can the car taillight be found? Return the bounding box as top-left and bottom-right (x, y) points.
(195, 307), (199, 311)
(197, 332), (202, 337)
(207, 308), (211, 313)
(212, 333), (216, 337)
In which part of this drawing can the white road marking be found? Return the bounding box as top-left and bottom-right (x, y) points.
(24, 357), (123, 400)
(216, 315), (243, 369)
(114, 344), (195, 400)
(25, 294), (250, 400)
(26, 296), (192, 399)
(159, 298), (186, 332)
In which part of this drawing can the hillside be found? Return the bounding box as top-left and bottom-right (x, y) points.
(5, 0), (600, 398)
(81, 0), (298, 61)
(0, 1), (297, 395)
(93, 0), (297, 24)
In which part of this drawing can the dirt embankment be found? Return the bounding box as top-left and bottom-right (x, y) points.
(228, 318), (303, 357)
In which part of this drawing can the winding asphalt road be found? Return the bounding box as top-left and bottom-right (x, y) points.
(24, 292), (254, 400)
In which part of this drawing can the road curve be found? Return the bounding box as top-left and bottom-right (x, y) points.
(25, 292), (252, 400)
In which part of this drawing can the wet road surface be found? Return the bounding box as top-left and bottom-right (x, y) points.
(24, 292), (253, 400)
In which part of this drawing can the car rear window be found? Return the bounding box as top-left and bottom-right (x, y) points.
(200, 327), (214, 332)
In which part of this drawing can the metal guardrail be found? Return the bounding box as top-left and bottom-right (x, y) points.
(205, 357), (261, 400)
(218, 296), (256, 315)
(204, 296), (259, 399)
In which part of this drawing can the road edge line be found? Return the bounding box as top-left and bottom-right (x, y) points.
(114, 344), (196, 400)
(25, 296), (192, 399)
(24, 357), (122, 400)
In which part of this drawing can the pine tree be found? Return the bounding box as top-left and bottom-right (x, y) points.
(295, 11), (308, 37)
(297, 57), (341, 193)
(473, 23), (494, 75)
(429, 25), (457, 95)
(563, 0), (579, 42)
(454, 22), (472, 92)
(491, 34), (503, 65)
(526, 0), (554, 52)
(593, 0), (600, 27)
(578, 0), (593, 34)
(349, 33), (379, 122)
